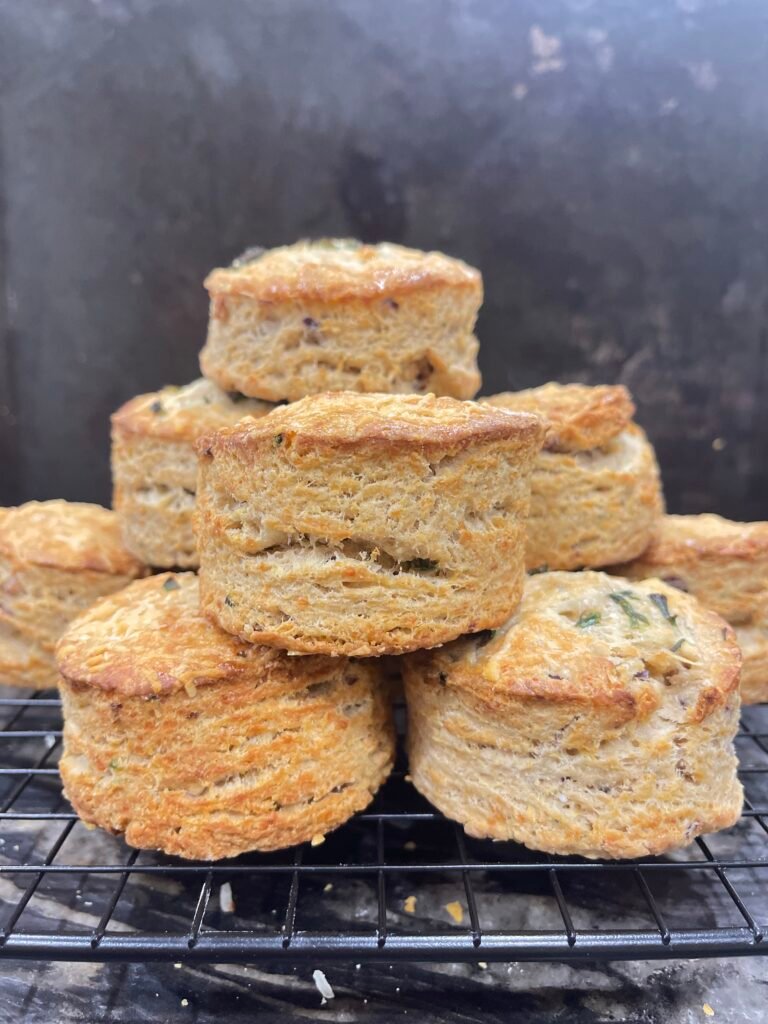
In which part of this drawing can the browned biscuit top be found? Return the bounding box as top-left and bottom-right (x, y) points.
(197, 391), (546, 458)
(628, 513), (768, 566)
(204, 239), (482, 305)
(111, 378), (273, 443)
(414, 570), (740, 724)
(55, 572), (344, 698)
(484, 382), (635, 451)
(0, 501), (145, 576)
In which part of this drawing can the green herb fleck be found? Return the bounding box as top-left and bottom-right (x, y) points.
(150, 399), (164, 414)
(649, 592), (677, 625)
(274, 433), (284, 446)
(162, 577), (180, 591)
(670, 638), (686, 653)
(609, 591), (649, 628)
(401, 558), (438, 572)
(529, 564), (549, 575)
(109, 759), (120, 771)
(576, 611), (601, 628)
(224, 595), (236, 608)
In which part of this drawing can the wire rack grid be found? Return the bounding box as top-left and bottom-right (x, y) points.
(0, 688), (767, 964)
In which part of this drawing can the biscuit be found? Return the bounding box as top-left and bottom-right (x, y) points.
(0, 501), (145, 689)
(485, 383), (664, 570)
(56, 572), (395, 860)
(404, 570), (743, 859)
(111, 378), (272, 567)
(195, 392), (546, 656)
(199, 239), (482, 401)
(615, 513), (768, 702)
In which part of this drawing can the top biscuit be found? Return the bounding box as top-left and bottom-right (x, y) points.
(0, 501), (145, 577)
(485, 382), (635, 451)
(204, 239), (481, 306)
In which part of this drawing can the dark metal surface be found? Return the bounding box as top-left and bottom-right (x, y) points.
(2, 0), (768, 517)
(0, 689), (766, 966)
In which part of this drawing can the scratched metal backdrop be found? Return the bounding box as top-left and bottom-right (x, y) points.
(1, 0), (767, 518)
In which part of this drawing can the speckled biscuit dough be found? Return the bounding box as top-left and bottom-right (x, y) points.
(485, 383), (664, 571)
(199, 239), (483, 401)
(0, 501), (146, 689)
(111, 378), (273, 568)
(615, 513), (768, 703)
(195, 392), (546, 656)
(404, 570), (743, 859)
(56, 572), (395, 860)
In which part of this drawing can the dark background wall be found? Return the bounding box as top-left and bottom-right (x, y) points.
(1, 0), (767, 517)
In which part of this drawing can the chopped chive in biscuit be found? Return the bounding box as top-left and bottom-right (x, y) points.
(163, 577), (181, 591)
(670, 638), (686, 653)
(576, 611), (601, 628)
(224, 595), (236, 608)
(274, 433), (284, 446)
(649, 592), (677, 626)
(609, 591), (649, 628)
(149, 399), (164, 414)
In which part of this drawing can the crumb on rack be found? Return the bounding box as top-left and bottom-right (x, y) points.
(312, 969), (334, 1000)
(445, 900), (464, 924)
(403, 895), (417, 914)
(404, 840), (417, 851)
(323, 882), (333, 892)
(311, 834), (325, 847)
(219, 881), (235, 913)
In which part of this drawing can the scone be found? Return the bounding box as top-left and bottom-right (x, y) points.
(111, 378), (272, 567)
(196, 392), (546, 656)
(0, 501), (145, 689)
(614, 513), (768, 703)
(56, 572), (395, 860)
(199, 239), (482, 401)
(404, 570), (743, 859)
(484, 383), (664, 570)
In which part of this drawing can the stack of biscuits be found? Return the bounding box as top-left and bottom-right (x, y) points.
(1, 238), (761, 863)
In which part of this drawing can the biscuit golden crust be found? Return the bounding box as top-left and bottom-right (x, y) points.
(199, 239), (482, 401)
(57, 573), (395, 860)
(485, 385), (664, 571)
(111, 379), (273, 568)
(486, 382), (635, 451)
(404, 571), (743, 859)
(196, 393), (546, 656)
(615, 513), (768, 702)
(0, 501), (145, 689)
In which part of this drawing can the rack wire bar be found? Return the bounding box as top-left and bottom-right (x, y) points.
(0, 689), (767, 964)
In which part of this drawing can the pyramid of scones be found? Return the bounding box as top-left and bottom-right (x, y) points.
(0, 501), (146, 689)
(56, 572), (395, 860)
(614, 513), (768, 703)
(484, 383), (664, 570)
(404, 570), (743, 859)
(111, 378), (273, 568)
(195, 392), (546, 656)
(199, 239), (483, 401)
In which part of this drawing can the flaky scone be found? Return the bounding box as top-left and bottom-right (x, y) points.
(0, 501), (146, 689)
(196, 392), (546, 656)
(404, 571), (742, 859)
(57, 573), (395, 860)
(199, 239), (482, 401)
(484, 383), (664, 570)
(111, 378), (273, 567)
(615, 513), (768, 702)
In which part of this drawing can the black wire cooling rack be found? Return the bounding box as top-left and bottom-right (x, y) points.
(0, 687), (767, 964)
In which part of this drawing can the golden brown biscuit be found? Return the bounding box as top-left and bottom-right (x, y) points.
(195, 392), (546, 656)
(404, 570), (742, 859)
(615, 513), (768, 702)
(199, 239), (482, 401)
(57, 573), (395, 860)
(111, 378), (273, 567)
(0, 501), (146, 689)
(485, 383), (664, 570)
